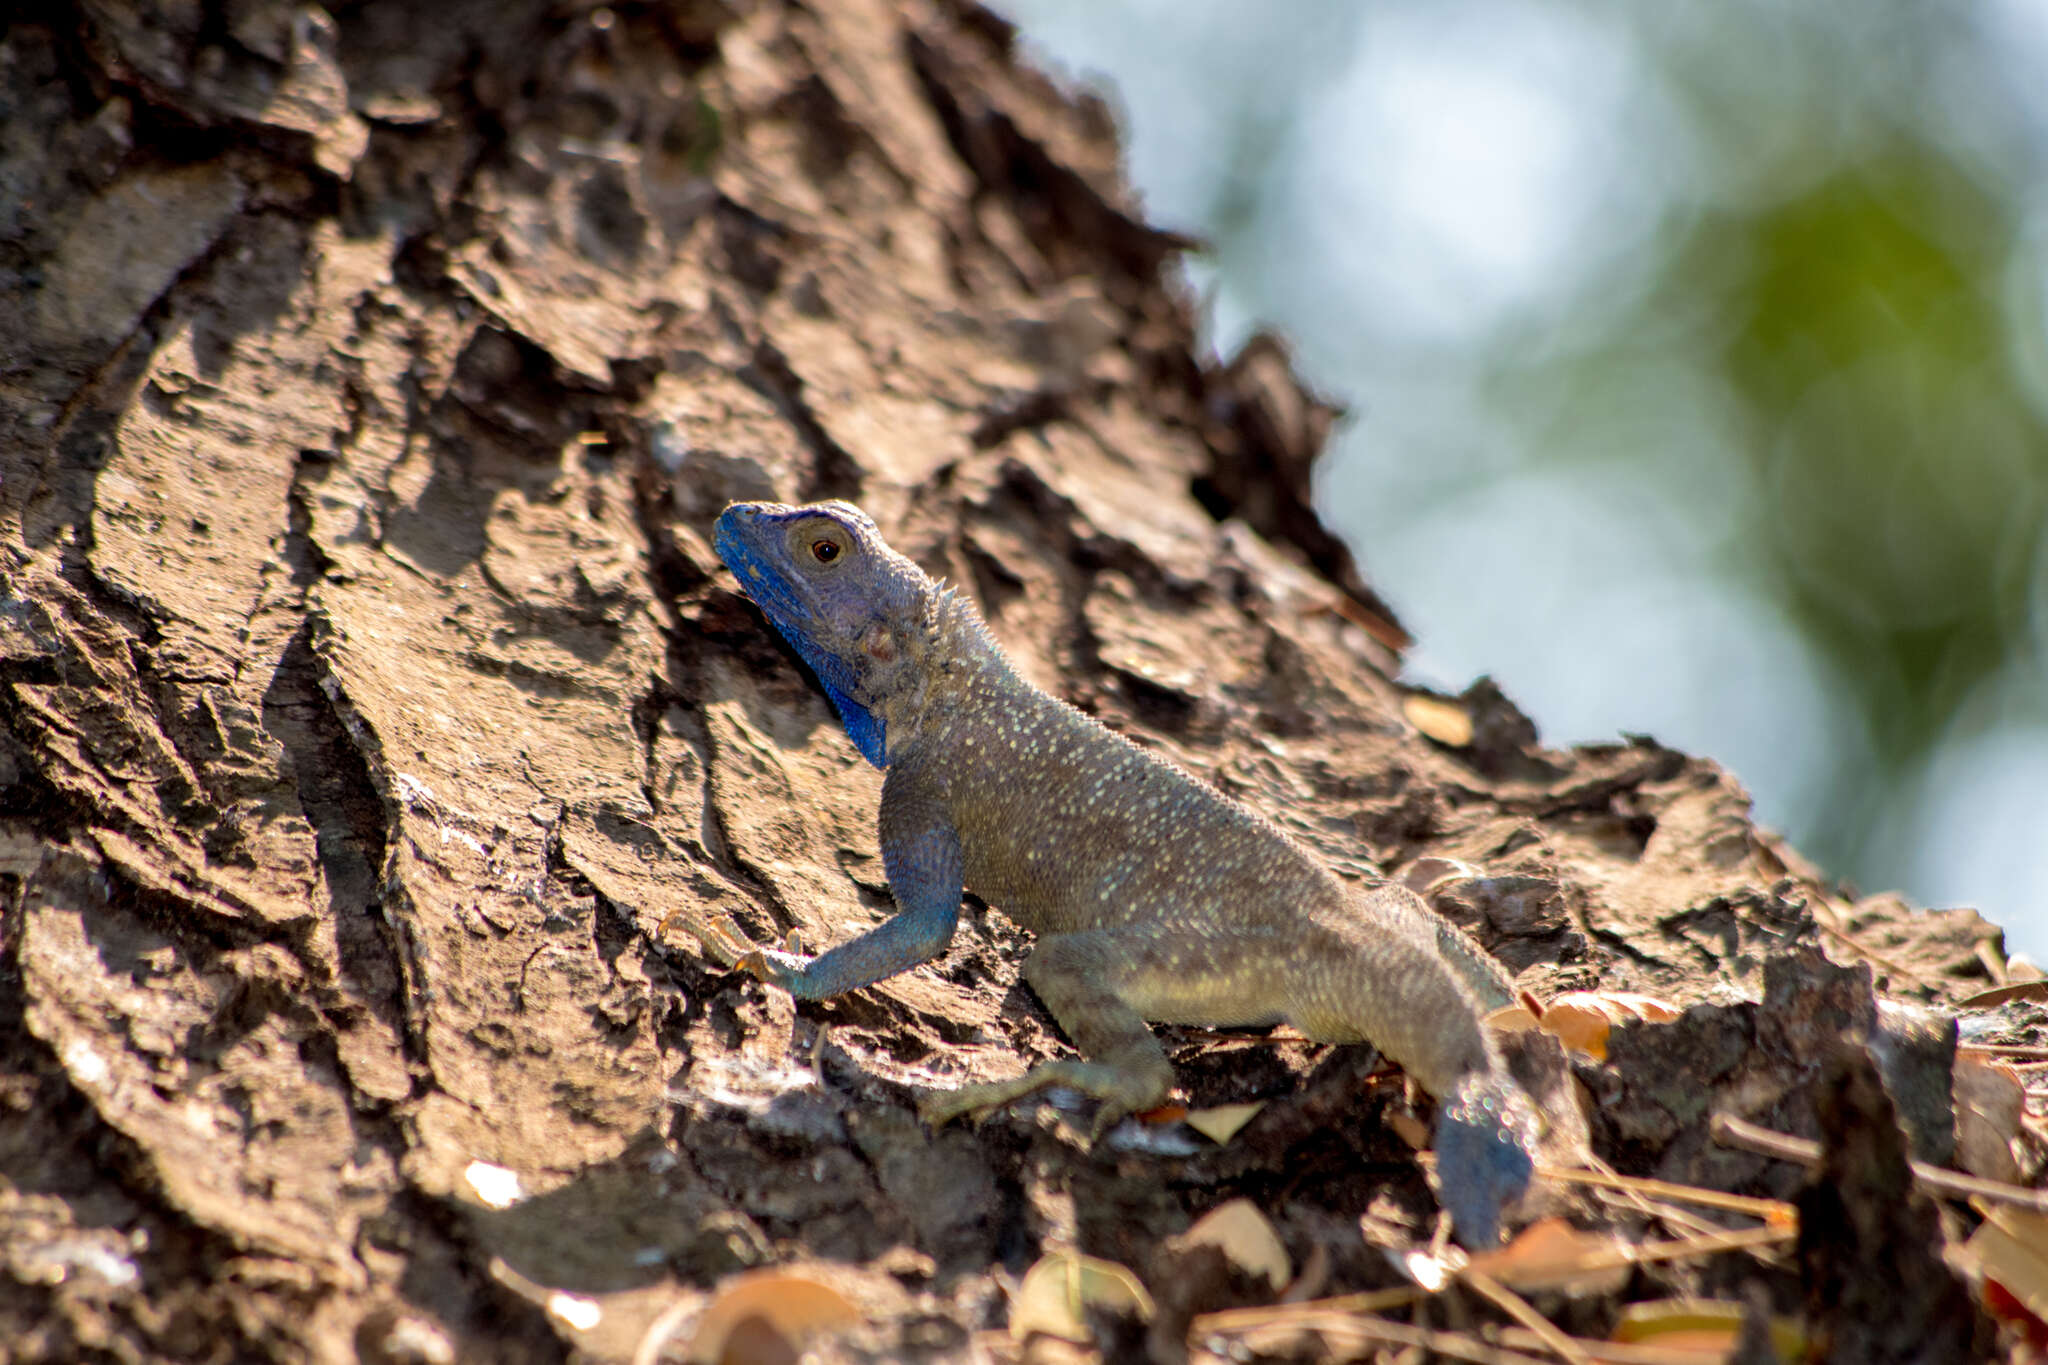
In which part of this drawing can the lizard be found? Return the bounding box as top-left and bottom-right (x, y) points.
(689, 498), (1540, 1246)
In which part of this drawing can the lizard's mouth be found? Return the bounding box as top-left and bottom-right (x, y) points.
(713, 510), (816, 631)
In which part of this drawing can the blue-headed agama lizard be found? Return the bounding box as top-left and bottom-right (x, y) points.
(689, 499), (1540, 1246)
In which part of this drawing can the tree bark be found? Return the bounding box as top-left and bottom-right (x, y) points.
(0, 3), (2011, 1361)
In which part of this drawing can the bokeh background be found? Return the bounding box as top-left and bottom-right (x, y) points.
(996, 0), (2048, 960)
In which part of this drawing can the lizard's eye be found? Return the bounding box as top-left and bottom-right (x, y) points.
(811, 539), (841, 564)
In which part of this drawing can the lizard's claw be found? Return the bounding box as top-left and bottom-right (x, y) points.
(917, 1076), (1054, 1132)
(733, 946), (814, 992)
(659, 912), (813, 991)
(916, 1085), (1003, 1131)
(1085, 1101), (1134, 1147)
(918, 1085), (1128, 1145)
(916, 1062), (1160, 1146)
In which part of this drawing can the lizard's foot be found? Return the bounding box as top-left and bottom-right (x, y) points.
(732, 946), (814, 992)
(916, 1076), (1042, 1131)
(1433, 1074), (1539, 1248)
(659, 910), (751, 965)
(917, 1058), (1170, 1145)
(658, 912), (811, 991)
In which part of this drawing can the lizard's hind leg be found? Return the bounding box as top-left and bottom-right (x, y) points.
(917, 924), (1292, 1142)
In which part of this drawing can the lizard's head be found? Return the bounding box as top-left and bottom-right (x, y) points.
(713, 500), (933, 767)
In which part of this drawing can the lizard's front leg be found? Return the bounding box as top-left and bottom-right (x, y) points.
(919, 928), (1181, 1142)
(754, 815), (966, 997)
(684, 772), (969, 1001)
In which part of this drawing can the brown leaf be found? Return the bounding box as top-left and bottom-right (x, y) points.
(1184, 1101), (1264, 1145)
(1959, 1206), (2048, 1348)
(1387, 1111), (1431, 1150)
(1010, 1250), (1155, 1344)
(1611, 1298), (1807, 1359)
(1484, 1003), (1543, 1035)
(1954, 1052), (2027, 1183)
(1401, 694), (1474, 748)
(1540, 991), (1682, 1061)
(685, 1271), (860, 1364)
(1955, 980), (2048, 1008)
(1168, 1199), (1290, 1292)
(1464, 1217), (1630, 1296)
(1398, 856), (1480, 896)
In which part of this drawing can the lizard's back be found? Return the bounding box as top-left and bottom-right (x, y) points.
(903, 650), (1517, 1084)
(909, 658), (1341, 935)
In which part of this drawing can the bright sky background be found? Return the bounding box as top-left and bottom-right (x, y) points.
(1000, 0), (2048, 964)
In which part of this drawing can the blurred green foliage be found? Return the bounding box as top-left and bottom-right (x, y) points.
(1004, 0), (2048, 919)
(1512, 100), (2046, 873)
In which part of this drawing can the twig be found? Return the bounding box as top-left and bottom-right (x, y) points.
(1711, 1112), (2048, 1214)
(1589, 1188), (1736, 1240)
(1422, 1149), (1790, 1224)
(632, 1295), (696, 1365)
(1461, 1267), (1589, 1364)
(1587, 1223), (1792, 1274)
(1495, 1325), (1763, 1365)
(1558, 1155), (1765, 1246)
(1571, 1153), (1663, 1224)
(1961, 1043), (2048, 1059)
(1212, 1309), (1753, 1365)
(1191, 1285), (1427, 1333)
(1209, 1310), (1553, 1365)
(1195, 1229), (1791, 1361)
(1534, 1162), (1794, 1225)
(1809, 916), (1922, 986)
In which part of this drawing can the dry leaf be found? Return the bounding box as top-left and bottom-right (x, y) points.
(1540, 991), (1682, 1061)
(1465, 1217), (1630, 1295)
(1959, 1206), (2048, 1348)
(1010, 1250), (1155, 1344)
(1185, 1101), (1264, 1145)
(1954, 1052), (2027, 1183)
(1399, 857), (1479, 896)
(1612, 1298), (1807, 1359)
(686, 1270), (860, 1364)
(1386, 1111), (1430, 1150)
(1985, 1280), (2048, 1352)
(1484, 1004), (1542, 1035)
(1956, 980), (2048, 1008)
(1402, 694), (1474, 747)
(1169, 1199), (1290, 1292)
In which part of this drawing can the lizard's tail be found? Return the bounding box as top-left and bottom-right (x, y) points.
(1321, 886), (1535, 1245)
(1376, 886), (1517, 1012)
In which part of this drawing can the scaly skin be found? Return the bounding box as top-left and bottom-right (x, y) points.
(697, 499), (1538, 1245)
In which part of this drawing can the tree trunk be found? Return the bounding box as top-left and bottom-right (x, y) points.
(0, 3), (2012, 1361)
